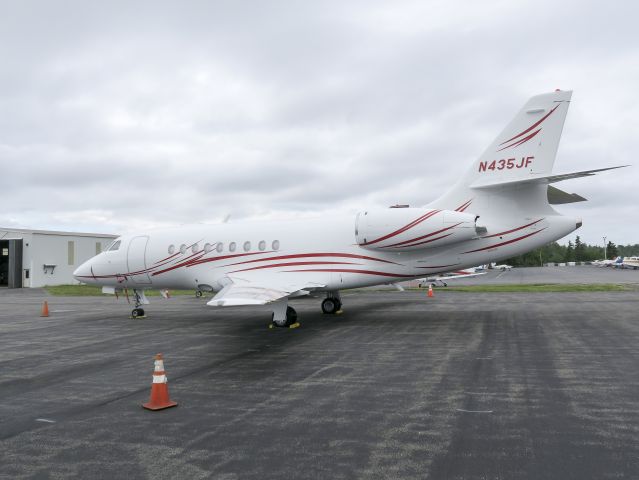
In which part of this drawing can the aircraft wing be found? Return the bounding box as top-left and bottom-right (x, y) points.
(206, 276), (325, 307)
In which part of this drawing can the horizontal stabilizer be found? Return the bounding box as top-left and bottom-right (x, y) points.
(471, 165), (629, 189)
(547, 185), (587, 204)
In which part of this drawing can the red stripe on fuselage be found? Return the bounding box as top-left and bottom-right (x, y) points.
(482, 219), (543, 238)
(227, 252), (401, 266)
(463, 228), (546, 254)
(284, 268), (416, 278)
(230, 261), (359, 273)
(454, 199), (473, 212)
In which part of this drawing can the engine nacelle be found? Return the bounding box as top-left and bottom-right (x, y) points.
(355, 208), (478, 251)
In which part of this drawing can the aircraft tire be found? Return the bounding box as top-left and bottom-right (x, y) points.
(132, 308), (145, 318)
(271, 306), (298, 327)
(285, 306), (298, 326)
(321, 298), (339, 314)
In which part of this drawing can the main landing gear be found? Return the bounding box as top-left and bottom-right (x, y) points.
(269, 298), (299, 329)
(321, 291), (342, 315)
(131, 289), (149, 318)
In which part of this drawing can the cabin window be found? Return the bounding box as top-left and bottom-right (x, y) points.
(216, 243), (224, 253)
(168, 244), (175, 255)
(243, 241), (251, 252)
(258, 240), (266, 251)
(272, 240), (280, 251)
(204, 243), (213, 253)
(192, 243), (199, 254)
(179, 244), (186, 254)
(229, 242), (236, 252)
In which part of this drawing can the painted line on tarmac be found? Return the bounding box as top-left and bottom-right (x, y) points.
(456, 409), (493, 413)
(35, 418), (56, 423)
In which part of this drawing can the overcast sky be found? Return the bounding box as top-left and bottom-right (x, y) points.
(1, 0), (637, 246)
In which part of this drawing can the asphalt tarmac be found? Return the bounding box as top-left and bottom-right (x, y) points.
(1, 284), (638, 479)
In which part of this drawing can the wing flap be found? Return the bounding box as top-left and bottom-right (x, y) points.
(206, 276), (326, 307)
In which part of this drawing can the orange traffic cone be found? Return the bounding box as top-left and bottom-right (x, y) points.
(40, 301), (50, 317)
(428, 284), (434, 298)
(142, 353), (178, 411)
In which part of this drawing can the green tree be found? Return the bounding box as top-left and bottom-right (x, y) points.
(574, 235), (586, 261)
(564, 240), (575, 262)
(607, 241), (618, 259)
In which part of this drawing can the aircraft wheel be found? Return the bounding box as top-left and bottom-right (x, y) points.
(195, 290), (203, 298)
(321, 298), (339, 314)
(132, 308), (145, 318)
(271, 306), (298, 327)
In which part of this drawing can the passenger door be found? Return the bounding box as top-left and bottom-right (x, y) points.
(127, 236), (152, 284)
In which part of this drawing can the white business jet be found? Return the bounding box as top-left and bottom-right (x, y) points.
(74, 90), (625, 327)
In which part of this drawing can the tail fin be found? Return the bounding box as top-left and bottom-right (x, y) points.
(430, 90), (572, 212)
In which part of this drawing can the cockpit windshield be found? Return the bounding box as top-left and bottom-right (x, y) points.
(106, 239), (122, 252)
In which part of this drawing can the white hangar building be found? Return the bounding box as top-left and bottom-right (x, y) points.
(0, 228), (117, 288)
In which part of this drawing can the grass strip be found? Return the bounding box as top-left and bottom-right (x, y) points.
(45, 284), (199, 296)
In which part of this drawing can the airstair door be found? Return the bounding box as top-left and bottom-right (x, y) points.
(127, 236), (152, 284)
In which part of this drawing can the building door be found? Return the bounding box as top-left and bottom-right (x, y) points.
(0, 241), (8, 286)
(6, 239), (22, 288)
(127, 236), (152, 284)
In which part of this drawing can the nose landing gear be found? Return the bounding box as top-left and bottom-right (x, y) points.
(130, 289), (149, 319)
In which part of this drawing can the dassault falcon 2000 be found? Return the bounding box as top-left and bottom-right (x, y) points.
(74, 90), (624, 327)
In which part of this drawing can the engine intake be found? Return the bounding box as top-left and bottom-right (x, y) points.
(355, 208), (478, 251)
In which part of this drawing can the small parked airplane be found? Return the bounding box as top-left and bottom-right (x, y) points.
(491, 264), (513, 271)
(74, 90), (625, 327)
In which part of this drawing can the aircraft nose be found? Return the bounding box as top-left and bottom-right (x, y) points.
(73, 259), (93, 282)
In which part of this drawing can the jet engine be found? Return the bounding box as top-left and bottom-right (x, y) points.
(355, 208), (479, 251)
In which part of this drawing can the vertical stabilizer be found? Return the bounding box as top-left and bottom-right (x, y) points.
(429, 90), (572, 213)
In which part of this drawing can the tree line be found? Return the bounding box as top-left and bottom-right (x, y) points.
(503, 237), (639, 267)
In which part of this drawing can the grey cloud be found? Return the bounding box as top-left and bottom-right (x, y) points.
(1, 0), (638, 245)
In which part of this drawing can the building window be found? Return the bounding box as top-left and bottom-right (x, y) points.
(168, 244), (175, 254)
(229, 242), (236, 252)
(2, 248), (8, 256)
(204, 243), (213, 253)
(216, 243), (224, 253)
(243, 241), (251, 252)
(272, 240), (280, 251)
(258, 240), (266, 251)
(95, 242), (102, 255)
(68, 241), (75, 265)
